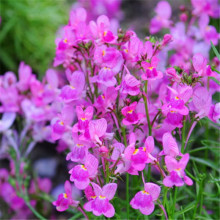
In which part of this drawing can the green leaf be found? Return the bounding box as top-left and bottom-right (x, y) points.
(211, 41), (220, 61)
(189, 146), (219, 153)
(190, 156), (220, 172)
(209, 77), (220, 85)
(175, 201), (196, 216)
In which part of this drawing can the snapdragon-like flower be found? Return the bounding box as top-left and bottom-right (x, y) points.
(53, 181), (79, 211)
(130, 182), (161, 215)
(69, 154), (98, 189)
(121, 102), (143, 125)
(150, 1), (172, 34)
(60, 71), (85, 103)
(160, 132), (180, 157)
(84, 182), (117, 218)
(163, 154), (193, 187)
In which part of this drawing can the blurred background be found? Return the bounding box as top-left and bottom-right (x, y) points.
(0, 0), (188, 79)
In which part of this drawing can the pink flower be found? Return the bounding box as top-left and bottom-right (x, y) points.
(192, 87), (212, 119)
(94, 45), (124, 73)
(95, 87), (117, 114)
(17, 62), (33, 92)
(51, 105), (74, 140)
(84, 182), (117, 218)
(209, 102), (220, 123)
(130, 182), (161, 215)
(160, 132), (180, 157)
(69, 154), (98, 189)
(120, 67), (141, 96)
(0, 112), (16, 132)
(73, 106), (93, 133)
(90, 67), (117, 87)
(89, 118), (107, 144)
(191, 0), (220, 18)
(144, 136), (157, 163)
(60, 71), (85, 103)
(89, 15), (117, 43)
(1, 182), (25, 211)
(163, 154), (193, 187)
(192, 53), (216, 77)
(162, 85), (193, 116)
(141, 57), (163, 81)
(53, 181), (79, 212)
(66, 142), (88, 163)
(166, 67), (181, 82)
(150, 1), (172, 34)
(121, 102), (143, 125)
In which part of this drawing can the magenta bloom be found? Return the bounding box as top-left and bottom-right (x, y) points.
(130, 182), (161, 215)
(84, 182), (117, 218)
(17, 61), (33, 92)
(89, 15), (117, 43)
(160, 132), (180, 157)
(90, 67), (117, 87)
(95, 87), (117, 114)
(163, 154), (193, 187)
(120, 69), (141, 96)
(0, 112), (16, 132)
(150, 1), (172, 34)
(121, 102), (143, 125)
(69, 154), (98, 189)
(53, 181), (79, 212)
(66, 142), (88, 163)
(60, 71), (85, 103)
(162, 85), (192, 116)
(192, 53), (216, 77)
(89, 118), (107, 144)
(141, 57), (163, 81)
(94, 45), (124, 73)
(73, 106), (93, 133)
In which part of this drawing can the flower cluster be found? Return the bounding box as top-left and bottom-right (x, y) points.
(0, 0), (219, 219)
(50, 0), (219, 218)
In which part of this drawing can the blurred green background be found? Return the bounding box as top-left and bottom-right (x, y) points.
(0, 0), (71, 79)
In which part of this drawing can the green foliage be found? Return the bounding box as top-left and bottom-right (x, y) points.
(0, 0), (70, 78)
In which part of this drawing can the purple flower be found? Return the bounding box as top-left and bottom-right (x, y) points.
(84, 182), (117, 218)
(160, 132), (180, 157)
(53, 181), (79, 211)
(141, 57), (163, 81)
(130, 182), (161, 215)
(69, 154), (98, 189)
(121, 102), (143, 126)
(0, 112), (16, 132)
(150, 1), (172, 34)
(60, 71), (85, 103)
(163, 154), (193, 187)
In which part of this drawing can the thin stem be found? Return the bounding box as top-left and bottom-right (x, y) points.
(77, 206), (89, 220)
(15, 159), (45, 220)
(142, 81), (152, 136)
(122, 127), (127, 146)
(184, 121), (197, 151)
(181, 116), (186, 153)
(147, 165), (151, 182)
(126, 173), (130, 220)
(122, 126), (129, 219)
(172, 187), (178, 218)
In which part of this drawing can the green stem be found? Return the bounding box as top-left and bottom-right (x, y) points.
(147, 165), (151, 182)
(163, 187), (169, 218)
(126, 173), (130, 220)
(181, 116), (186, 153)
(122, 126), (129, 219)
(172, 187), (178, 218)
(122, 127), (127, 146)
(15, 160), (45, 220)
(142, 81), (152, 136)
